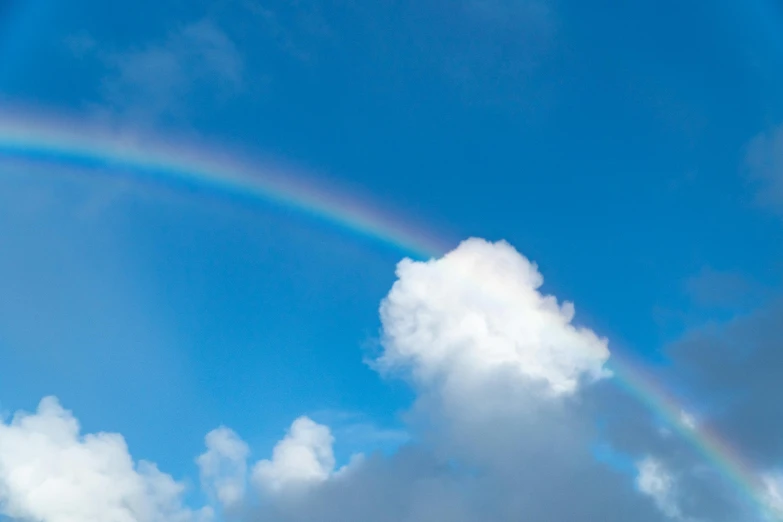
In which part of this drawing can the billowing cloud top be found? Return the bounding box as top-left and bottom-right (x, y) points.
(198, 427), (250, 508)
(252, 417), (337, 495)
(377, 238), (611, 396)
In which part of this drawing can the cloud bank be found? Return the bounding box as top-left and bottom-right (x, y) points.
(0, 238), (773, 522)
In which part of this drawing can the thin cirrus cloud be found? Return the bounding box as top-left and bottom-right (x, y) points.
(68, 19), (244, 126)
(745, 123), (783, 213)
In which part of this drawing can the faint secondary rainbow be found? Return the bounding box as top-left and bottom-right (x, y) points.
(0, 114), (776, 519)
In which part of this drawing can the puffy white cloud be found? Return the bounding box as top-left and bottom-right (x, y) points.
(377, 238), (611, 398)
(0, 396), (210, 522)
(636, 457), (680, 519)
(252, 417), (337, 495)
(197, 427), (249, 508)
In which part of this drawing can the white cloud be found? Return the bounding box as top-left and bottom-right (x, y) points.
(0, 397), (211, 522)
(368, 238), (630, 516)
(252, 417), (338, 495)
(761, 472), (783, 519)
(197, 427), (249, 508)
(636, 457), (681, 519)
(376, 238), (611, 398)
(679, 410), (697, 431)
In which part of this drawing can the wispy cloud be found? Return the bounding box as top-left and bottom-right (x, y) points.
(745, 124), (783, 213)
(241, 1), (333, 63)
(636, 457), (682, 519)
(684, 267), (764, 311)
(70, 19), (243, 127)
(63, 32), (97, 59)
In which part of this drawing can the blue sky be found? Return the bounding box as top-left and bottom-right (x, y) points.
(1, 1), (783, 521)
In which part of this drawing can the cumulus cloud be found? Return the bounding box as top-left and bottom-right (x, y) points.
(377, 238), (611, 397)
(197, 427), (250, 508)
(252, 417), (338, 496)
(636, 457), (681, 519)
(236, 237), (749, 522)
(374, 239), (616, 486)
(0, 397), (210, 522)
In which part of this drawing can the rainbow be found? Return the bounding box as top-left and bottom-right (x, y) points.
(0, 112), (452, 259)
(0, 113), (776, 520)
